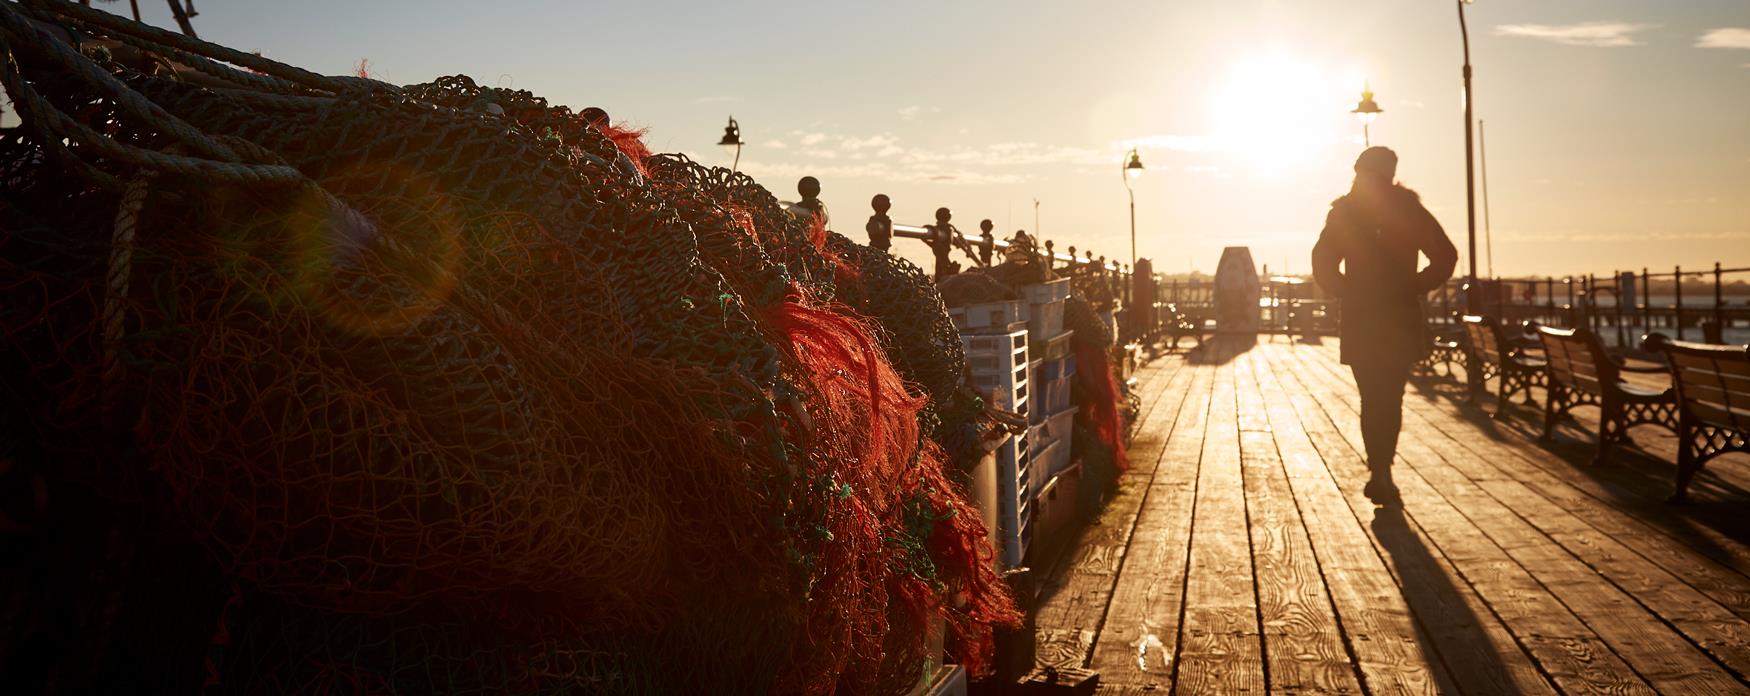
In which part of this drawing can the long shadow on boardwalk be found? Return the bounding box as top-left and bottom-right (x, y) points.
(1405, 367), (1750, 575)
(1184, 333), (1256, 365)
(1368, 506), (1533, 693)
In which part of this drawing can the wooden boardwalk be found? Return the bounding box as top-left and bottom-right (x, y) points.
(1028, 336), (1750, 695)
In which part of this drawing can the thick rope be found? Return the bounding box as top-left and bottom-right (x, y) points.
(0, 27), (304, 185)
(102, 173), (151, 409)
(20, 0), (396, 95)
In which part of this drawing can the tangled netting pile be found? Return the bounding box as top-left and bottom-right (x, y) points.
(0, 2), (1015, 693)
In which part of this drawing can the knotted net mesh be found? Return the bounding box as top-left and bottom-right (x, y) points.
(0, 5), (1015, 693)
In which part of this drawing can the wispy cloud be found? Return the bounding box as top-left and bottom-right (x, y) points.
(1494, 22), (1655, 47)
(1698, 27), (1750, 50)
(1120, 134), (1222, 154)
(841, 135), (899, 150)
(761, 139), (787, 149)
(896, 105), (941, 121)
(798, 132), (828, 146)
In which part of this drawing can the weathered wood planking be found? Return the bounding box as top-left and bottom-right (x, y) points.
(1082, 359), (1214, 687)
(1319, 342), (1750, 613)
(1379, 351), (1750, 622)
(1288, 344), (1722, 692)
(1232, 351), (1364, 693)
(1298, 345), (1750, 684)
(1022, 339), (1750, 694)
(1255, 343), (1515, 695)
(1173, 356), (1266, 693)
(1030, 353), (1194, 671)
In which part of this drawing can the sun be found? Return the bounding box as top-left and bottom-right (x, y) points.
(1206, 52), (1358, 173)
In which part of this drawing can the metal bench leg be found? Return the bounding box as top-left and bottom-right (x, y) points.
(1492, 371), (1512, 421)
(1540, 386), (1562, 442)
(1594, 401), (1620, 466)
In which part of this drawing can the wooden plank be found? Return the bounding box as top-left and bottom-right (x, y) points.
(1173, 355), (1265, 693)
(1295, 344), (1750, 683)
(1309, 341), (1750, 620)
(1030, 354), (1194, 671)
(1283, 343), (1721, 693)
(1233, 350), (1364, 693)
(1250, 342), (1459, 695)
(1082, 359), (1214, 687)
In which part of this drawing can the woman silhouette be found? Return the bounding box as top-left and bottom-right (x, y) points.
(1311, 147), (1457, 504)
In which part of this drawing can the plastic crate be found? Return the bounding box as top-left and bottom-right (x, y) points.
(1033, 463), (1082, 542)
(964, 329), (1029, 416)
(1039, 407), (1078, 477)
(1026, 299), (1065, 343)
(1034, 329), (1074, 362)
(994, 430), (1033, 568)
(1029, 355), (1076, 423)
(947, 300), (1025, 334)
(1022, 278), (1072, 305)
(961, 330), (1027, 373)
(1033, 376), (1072, 422)
(1027, 438), (1058, 493)
(1042, 354), (1077, 381)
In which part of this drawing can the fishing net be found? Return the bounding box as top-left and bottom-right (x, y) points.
(1065, 295), (1128, 486)
(0, 2), (1015, 693)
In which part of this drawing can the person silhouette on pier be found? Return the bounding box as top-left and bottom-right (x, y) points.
(1311, 147), (1457, 505)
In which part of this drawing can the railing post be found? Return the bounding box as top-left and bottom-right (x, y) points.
(1587, 273), (1598, 334)
(1545, 276), (1555, 326)
(1640, 268), (1651, 332)
(1043, 240), (1055, 273)
(1613, 270), (1626, 347)
(865, 193), (892, 252)
(978, 219), (994, 267)
(1565, 276), (1575, 327)
(1714, 261), (1725, 341)
(1674, 265), (1684, 341)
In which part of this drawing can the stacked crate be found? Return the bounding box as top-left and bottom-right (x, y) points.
(955, 302), (1032, 567)
(1021, 279), (1076, 472)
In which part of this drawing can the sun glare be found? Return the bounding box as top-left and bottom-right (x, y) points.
(1206, 53), (1358, 173)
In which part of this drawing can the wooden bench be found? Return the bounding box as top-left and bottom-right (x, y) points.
(1415, 324), (1465, 379)
(1644, 334), (1750, 503)
(1537, 326), (1676, 464)
(1461, 314), (1546, 419)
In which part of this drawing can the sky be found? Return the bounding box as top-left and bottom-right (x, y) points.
(31, 1), (1750, 277)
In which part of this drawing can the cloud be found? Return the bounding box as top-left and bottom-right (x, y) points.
(897, 105), (941, 121)
(761, 140), (788, 149)
(1698, 27), (1750, 50)
(1120, 134), (1222, 154)
(798, 132), (828, 146)
(841, 134), (899, 150)
(1494, 22), (1655, 47)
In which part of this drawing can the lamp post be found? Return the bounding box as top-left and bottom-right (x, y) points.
(1459, 0), (1479, 312)
(1351, 83), (1383, 147)
(1123, 148), (1144, 269)
(717, 116), (743, 173)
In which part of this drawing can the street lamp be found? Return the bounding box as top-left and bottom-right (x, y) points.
(1123, 148), (1144, 269)
(1458, 0), (1479, 312)
(1351, 83), (1383, 147)
(717, 116), (743, 173)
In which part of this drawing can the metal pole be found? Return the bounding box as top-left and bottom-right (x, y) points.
(1675, 265), (1684, 341)
(1480, 119), (1494, 279)
(1124, 159), (1138, 270)
(1458, 0), (1479, 312)
(1715, 261), (1725, 335)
